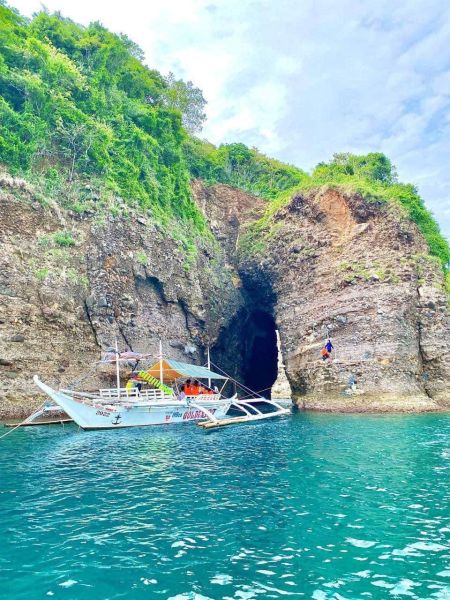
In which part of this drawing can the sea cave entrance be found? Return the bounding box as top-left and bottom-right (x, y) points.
(242, 310), (278, 396)
(211, 309), (278, 398)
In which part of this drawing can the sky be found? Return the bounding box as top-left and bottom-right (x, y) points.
(9, 0), (450, 237)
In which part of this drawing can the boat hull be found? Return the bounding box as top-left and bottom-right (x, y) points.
(33, 377), (231, 430)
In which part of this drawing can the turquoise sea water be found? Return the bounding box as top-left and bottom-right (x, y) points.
(1, 411), (450, 599)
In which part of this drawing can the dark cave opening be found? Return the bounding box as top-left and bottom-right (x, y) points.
(242, 310), (278, 396)
(211, 308), (278, 398)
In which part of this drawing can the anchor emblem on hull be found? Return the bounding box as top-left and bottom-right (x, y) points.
(112, 414), (122, 425)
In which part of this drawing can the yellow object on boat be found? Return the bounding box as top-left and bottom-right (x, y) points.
(137, 371), (173, 395)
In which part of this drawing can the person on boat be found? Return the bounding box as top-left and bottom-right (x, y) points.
(178, 383), (186, 401)
(126, 373), (142, 394)
(191, 380), (200, 395)
(184, 379), (192, 395)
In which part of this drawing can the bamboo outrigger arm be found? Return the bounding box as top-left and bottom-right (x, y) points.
(197, 406), (290, 429)
(188, 402), (220, 423)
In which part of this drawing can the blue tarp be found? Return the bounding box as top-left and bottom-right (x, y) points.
(165, 359), (227, 380)
(147, 359), (227, 381)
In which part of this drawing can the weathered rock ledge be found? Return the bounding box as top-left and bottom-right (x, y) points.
(296, 392), (445, 413)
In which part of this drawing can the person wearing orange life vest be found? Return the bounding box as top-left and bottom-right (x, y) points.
(184, 379), (193, 395)
(320, 347), (330, 361)
(320, 339), (334, 362)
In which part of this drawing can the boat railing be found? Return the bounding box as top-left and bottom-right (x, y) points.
(97, 389), (222, 402)
(185, 393), (221, 402)
(98, 388), (173, 402)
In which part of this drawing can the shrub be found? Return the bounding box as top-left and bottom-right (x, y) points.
(53, 230), (76, 247)
(65, 267), (79, 283)
(136, 251), (148, 266)
(184, 138), (308, 200)
(35, 267), (49, 281)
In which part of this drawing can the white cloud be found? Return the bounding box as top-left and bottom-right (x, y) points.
(8, 0), (450, 236)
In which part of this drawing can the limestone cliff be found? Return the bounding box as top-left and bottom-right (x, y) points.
(271, 330), (293, 400)
(0, 176), (449, 418)
(0, 177), (247, 417)
(239, 187), (450, 411)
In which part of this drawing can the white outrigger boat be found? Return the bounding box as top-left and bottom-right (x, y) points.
(32, 343), (290, 431)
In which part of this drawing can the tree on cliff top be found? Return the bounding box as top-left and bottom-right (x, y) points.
(184, 138), (308, 199)
(314, 152), (397, 185)
(161, 72), (206, 134)
(0, 3), (296, 229)
(0, 5), (207, 230)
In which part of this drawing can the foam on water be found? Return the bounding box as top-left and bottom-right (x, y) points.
(1, 411), (449, 598)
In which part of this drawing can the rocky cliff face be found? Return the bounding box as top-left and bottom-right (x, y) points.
(239, 187), (450, 411)
(0, 175), (449, 418)
(0, 177), (248, 418)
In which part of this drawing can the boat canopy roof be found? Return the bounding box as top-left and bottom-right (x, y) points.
(147, 359), (227, 382)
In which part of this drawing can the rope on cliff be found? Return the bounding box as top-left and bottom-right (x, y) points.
(239, 385), (273, 400)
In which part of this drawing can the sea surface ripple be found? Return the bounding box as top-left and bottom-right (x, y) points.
(1, 411), (449, 599)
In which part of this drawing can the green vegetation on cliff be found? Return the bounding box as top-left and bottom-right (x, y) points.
(241, 152), (449, 272)
(184, 138), (307, 200)
(0, 4), (448, 273)
(0, 3), (204, 229)
(303, 153), (449, 270)
(0, 3), (302, 232)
